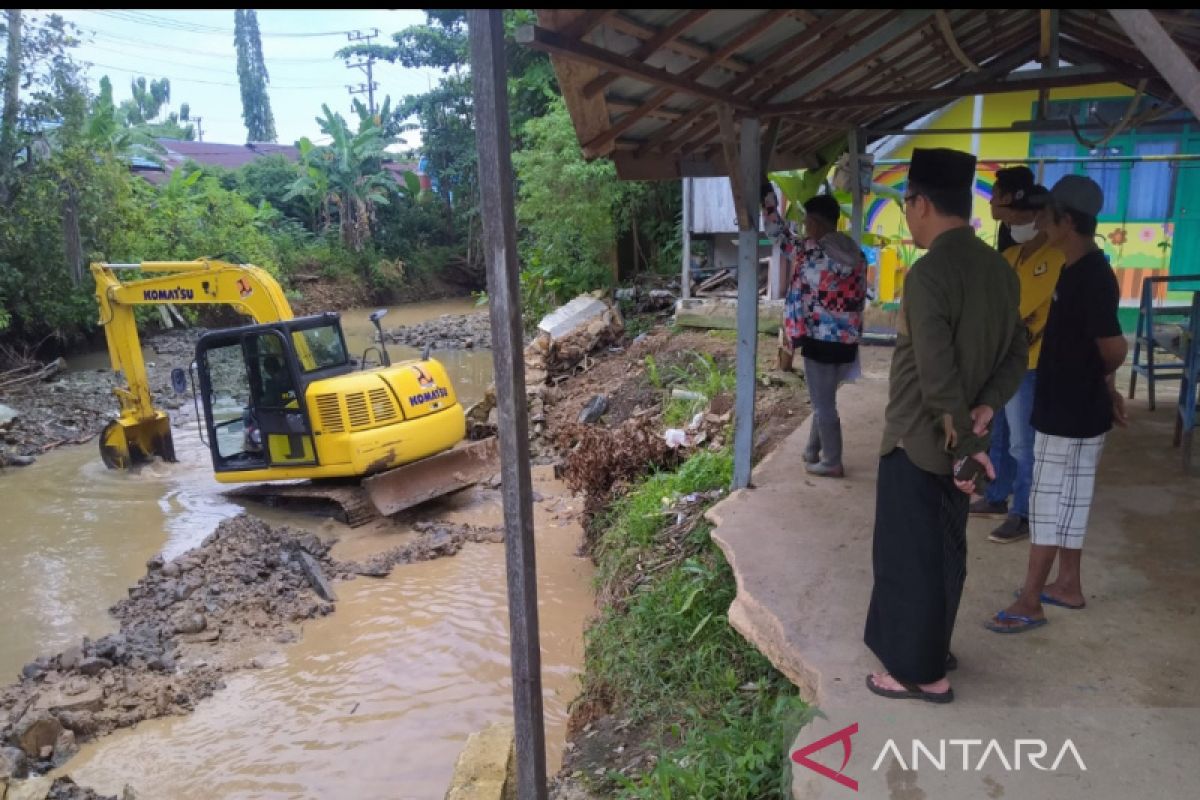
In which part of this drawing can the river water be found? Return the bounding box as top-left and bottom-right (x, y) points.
(1, 298), (594, 798)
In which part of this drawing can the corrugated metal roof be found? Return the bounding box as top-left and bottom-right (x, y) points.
(527, 8), (1199, 180)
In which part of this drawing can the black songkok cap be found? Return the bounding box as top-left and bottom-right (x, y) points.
(909, 147), (977, 191)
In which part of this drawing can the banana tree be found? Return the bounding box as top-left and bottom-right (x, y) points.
(284, 104), (399, 253)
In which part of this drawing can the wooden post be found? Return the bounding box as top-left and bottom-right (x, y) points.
(734, 116), (761, 490)
(848, 127), (864, 247)
(468, 10), (548, 800)
(681, 177), (692, 299)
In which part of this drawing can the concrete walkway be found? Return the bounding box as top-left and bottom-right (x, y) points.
(708, 354), (1200, 799)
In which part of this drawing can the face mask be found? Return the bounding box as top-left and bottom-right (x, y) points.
(1010, 220), (1039, 244)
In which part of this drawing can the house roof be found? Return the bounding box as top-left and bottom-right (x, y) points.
(522, 9), (1200, 181)
(138, 138), (418, 186)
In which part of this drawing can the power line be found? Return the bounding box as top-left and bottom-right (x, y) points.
(72, 21), (344, 63)
(80, 59), (348, 90)
(87, 10), (352, 38)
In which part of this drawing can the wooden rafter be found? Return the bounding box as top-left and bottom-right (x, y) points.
(748, 10), (903, 105)
(517, 24), (756, 113)
(634, 10), (857, 157)
(936, 10), (980, 71)
(565, 10), (787, 156)
(583, 10), (711, 98)
(605, 12), (752, 73)
(563, 9), (617, 41)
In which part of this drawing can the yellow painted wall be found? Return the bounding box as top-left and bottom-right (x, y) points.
(866, 84), (1174, 303)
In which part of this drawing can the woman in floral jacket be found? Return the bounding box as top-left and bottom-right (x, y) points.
(764, 190), (868, 477)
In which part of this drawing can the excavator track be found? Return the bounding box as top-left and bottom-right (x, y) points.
(225, 482), (379, 527)
(225, 437), (500, 528)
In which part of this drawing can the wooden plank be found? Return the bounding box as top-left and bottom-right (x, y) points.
(583, 9), (710, 98)
(468, 11), (548, 800)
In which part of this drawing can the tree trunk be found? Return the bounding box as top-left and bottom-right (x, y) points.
(62, 183), (83, 285)
(1, 9), (23, 192)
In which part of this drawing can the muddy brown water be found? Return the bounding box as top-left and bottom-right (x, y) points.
(4, 300), (595, 798)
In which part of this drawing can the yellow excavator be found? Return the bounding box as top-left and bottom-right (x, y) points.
(92, 259), (497, 525)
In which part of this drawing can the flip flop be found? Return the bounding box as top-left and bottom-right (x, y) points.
(1039, 593), (1086, 610)
(986, 610), (1048, 633)
(1012, 589), (1086, 610)
(865, 673), (954, 704)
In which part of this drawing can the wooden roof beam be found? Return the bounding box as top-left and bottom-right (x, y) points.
(517, 23), (755, 110)
(583, 10), (711, 99)
(604, 12), (752, 73)
(556, 9), (787, 156)
(760, 65), (1157, 116)
(634, 11), (856, 157)
(758, 9), (935, 104)
(1110, 9), (1200, 120)
(561, 9), (617, 41)
(936, 10), (981, 72)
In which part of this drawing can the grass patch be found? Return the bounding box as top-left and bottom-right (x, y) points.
(581, 449), (808, 798)
(657, 352), (737, 428)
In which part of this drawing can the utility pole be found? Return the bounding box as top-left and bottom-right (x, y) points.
(192, 116), (204, 143)
(345, 28), (380, 116)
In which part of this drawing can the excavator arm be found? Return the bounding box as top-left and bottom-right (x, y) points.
(91, 259), (295, 468)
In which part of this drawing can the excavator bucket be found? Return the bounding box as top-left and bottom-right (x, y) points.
(99, 415), (176, 469)
(363, 436), (500, 517)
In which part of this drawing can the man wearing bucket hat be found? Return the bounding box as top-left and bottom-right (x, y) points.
(988, 175), (1129, 633)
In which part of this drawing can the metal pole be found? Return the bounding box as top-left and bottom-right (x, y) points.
(874, 154), (1200, 166)
(468, 10), (548, 799)
(733, 117), (760, 490)
(848, 127), (864, 247)
(681, 177), (692, 299)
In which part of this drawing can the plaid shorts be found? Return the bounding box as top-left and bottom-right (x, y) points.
(1029, 432), (1106, 549)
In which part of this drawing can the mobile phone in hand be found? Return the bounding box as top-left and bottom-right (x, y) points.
(954, 456), (990, 494)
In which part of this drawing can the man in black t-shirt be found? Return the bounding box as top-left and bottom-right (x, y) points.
(987, 175), (1128, 633)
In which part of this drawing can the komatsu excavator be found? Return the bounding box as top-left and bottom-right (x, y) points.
(92, 259), (497, 525)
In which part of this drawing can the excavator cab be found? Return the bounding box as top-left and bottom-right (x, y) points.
(196, 313), (351, 474)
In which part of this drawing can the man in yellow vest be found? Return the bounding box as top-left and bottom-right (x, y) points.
(970, 184), (1066, 544)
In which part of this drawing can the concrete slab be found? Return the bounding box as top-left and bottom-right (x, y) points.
(708, 355), (1200, 799)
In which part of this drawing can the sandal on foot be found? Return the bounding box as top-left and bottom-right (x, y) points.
(986, 610), (1047, 633)
(865, 673), (954, 704)
(1012, 589), (1086, 610)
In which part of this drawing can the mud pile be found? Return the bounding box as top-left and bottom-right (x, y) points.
(0, 516), (337, 779)
(389, 312), (493, 351)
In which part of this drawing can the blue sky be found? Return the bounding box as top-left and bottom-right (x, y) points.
(33, 9), (443, 149)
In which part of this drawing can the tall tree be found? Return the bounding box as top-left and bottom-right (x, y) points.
(234, 9), (276, 143)
(1, 10), (22, 182)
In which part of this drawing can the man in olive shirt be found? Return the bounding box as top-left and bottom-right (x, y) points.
(865, 148), (1027, 703)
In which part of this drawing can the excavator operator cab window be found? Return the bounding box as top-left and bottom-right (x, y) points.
(198, 326), (318, 472)
(291, 324), (348, 373)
